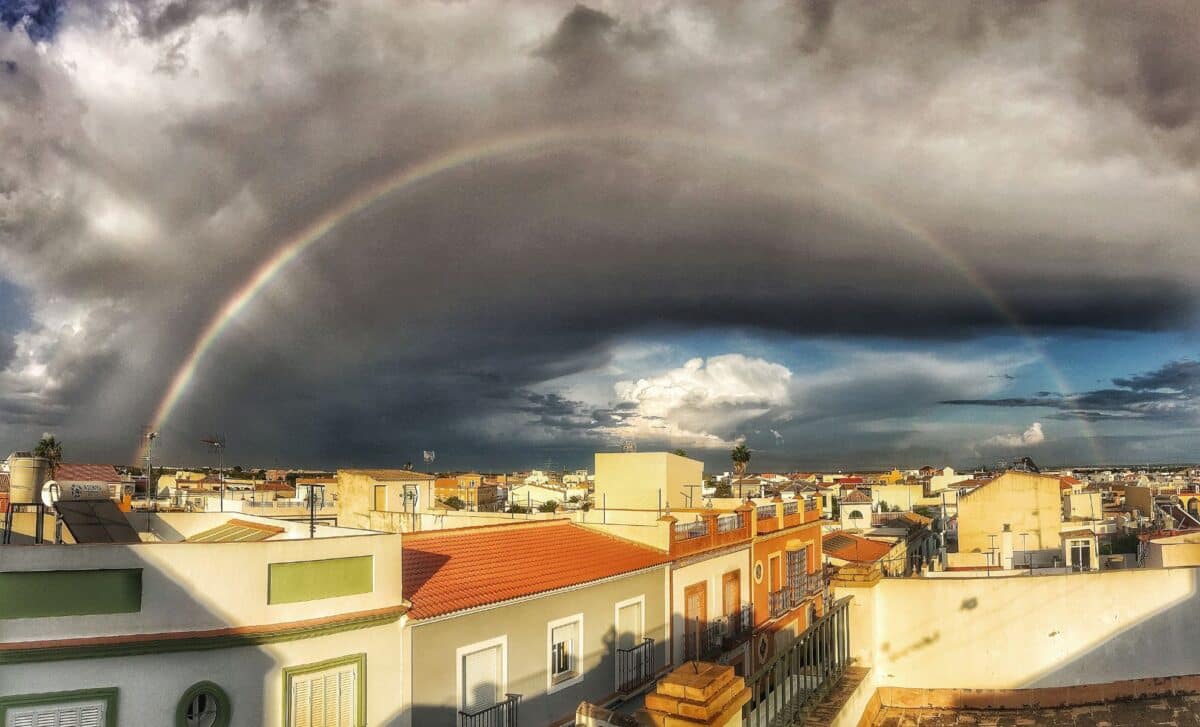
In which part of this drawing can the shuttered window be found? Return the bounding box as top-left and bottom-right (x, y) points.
(461, 643), (502, 714)
(549, 617), (582, 684)
(289, 662), (358, 727)
(5, 699), (105, 727)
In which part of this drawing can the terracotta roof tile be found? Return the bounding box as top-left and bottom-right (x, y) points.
(840, 489), (872, 504)
(403, 520), (669, 619)
(823, 532), (892, 562)
(54, 463), (120, 483)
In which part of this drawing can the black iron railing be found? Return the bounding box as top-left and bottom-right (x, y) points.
(717, 512), (746, 533)
(724, 603), (753, 645)
(674, 519), (708, 540)
(617, 638), (655, 694)
(458, 693), (521, 727)
(742, 597), (852, 727)
(701, 619), (726, 660)
(782, 500), (799, 516)
(756, 504), (777, 520)
(804, 498), (819, 512)
(768, 587), (791, 619)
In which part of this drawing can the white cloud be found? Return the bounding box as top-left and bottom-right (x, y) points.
(987, 422), (1045, 448)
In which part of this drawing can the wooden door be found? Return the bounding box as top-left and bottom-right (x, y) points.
(684, 582), (707, 660)
(722, 570), (741, 634)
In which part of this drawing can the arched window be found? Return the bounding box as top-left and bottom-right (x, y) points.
(176, 682), (230, 727)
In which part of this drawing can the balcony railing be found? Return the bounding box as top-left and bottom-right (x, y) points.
(717, 512), (746, 533)
(804, 498), (819, 512)
(458, 693), (521, 727)
(782, 500), (799, 516)
(756, 504), (777, 520)
(768, 588), (792, 619)
(724, 603), (753, 646)
(617, 638), (655, 694)
(742, 597), (852, 727)
(674, 519), (708, 541)
(701, 619), (726, 660)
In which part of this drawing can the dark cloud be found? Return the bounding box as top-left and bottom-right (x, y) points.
(944, 359), (1200, 421)
(0, 0), (64, 40)
(1, 1), (1199, 467)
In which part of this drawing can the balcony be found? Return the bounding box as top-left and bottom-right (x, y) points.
(768, 574), (826, 620)
(723, 603), (753, 648)
(458, 693), (521, 727)
(669, 509), (751, 557)
(617, 638), (655, 695)
(804, 497), (820, 522)
(756, 503), (781, 534)
(768, 587), (793, 619)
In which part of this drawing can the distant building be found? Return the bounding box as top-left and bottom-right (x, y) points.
(592, 451), (704, 511)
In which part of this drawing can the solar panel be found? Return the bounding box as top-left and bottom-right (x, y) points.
(56, 500), (141, 544)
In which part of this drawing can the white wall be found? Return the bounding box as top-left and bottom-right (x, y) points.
(861, 568), (1200, 690)
(670, 548), (752, 666)
(3, 619), (405, 726)
(1, 529), (404, 641)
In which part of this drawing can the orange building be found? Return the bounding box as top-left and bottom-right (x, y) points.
(747, 498), (826, 672)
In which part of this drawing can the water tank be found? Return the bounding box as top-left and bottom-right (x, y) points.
(8, 453), (50, 503)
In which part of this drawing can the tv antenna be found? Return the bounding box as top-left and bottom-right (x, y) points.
(202, 435), (227, 511)
(620, 439), (637, 453)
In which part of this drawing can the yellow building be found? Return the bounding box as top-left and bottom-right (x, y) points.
(593, 452), (703, 510)
(335, 469), (437, 529)
(877, 469), (905, 485)
(956, 471), (1065, 559)
(871, 482), (925, 512)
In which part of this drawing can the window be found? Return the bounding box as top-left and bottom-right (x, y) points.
(1070, 539), (1092, 572)
(176, 682), (230, 727)
(458, 636), (507, 715)
(547, 614), (584, 692)
(284, 654), (365, 727)
(0, 689), (117, 727)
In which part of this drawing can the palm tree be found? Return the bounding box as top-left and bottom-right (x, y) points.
(34, 435), (63, 477)
(730, 444), (751, 476)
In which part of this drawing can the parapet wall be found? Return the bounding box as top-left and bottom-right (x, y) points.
(864, 567), (1200, 691)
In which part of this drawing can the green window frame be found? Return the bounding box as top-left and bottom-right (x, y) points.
(176, 681), (231, 727)
(0, 687), (119, 727)
(282, 653), (366, 727)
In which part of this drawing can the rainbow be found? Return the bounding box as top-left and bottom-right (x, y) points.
(138, 124), (1101, 463)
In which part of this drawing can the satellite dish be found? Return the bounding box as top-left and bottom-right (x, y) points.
(41, 480), (60, 508)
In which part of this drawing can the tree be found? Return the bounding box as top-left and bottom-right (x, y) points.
(715, 482), (733, 498)
(538, 499), (559, 513)
(879, 500), (891, 513)
(507, 503), (529, 514)
(672, 448), (688, 458)
(443, 496), (465, 511)
(730, 444), (751, 475)
(34, 435), (62, 476)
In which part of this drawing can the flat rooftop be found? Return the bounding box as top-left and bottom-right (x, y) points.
(873, 695), (1200, 726)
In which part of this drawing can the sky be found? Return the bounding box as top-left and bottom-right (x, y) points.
(0, 0), (1198, 473)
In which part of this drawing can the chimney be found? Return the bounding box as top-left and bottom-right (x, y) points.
(1000, 523), (1014, 570)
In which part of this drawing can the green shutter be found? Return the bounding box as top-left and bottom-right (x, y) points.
(0, 569), (141, 619)
(268, 556), (373, 604)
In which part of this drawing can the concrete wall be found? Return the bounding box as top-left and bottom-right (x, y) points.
(859, 568), (1200, 691)
(1125, 485), (1154, 517)
(957, 472), (1063, 555)
(594, 452), (703, 511)
(1146, 535), (1200, 568)
(872, 484), (923, 512)
(405, 566), (669, 727)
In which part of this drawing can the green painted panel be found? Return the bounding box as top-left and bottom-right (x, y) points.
(0, 569), (141, 619)
(268, 555), (373, 604)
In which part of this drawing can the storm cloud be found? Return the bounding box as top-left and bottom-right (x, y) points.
(0, 1), (1198, 468)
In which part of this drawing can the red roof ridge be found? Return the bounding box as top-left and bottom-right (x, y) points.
(402, 517), (572, 541)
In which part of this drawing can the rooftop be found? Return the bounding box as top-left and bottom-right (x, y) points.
(339, 469), (435, 481)
(402, 519), (669, 619)
(823, 531), (892, 562)
(840, 489), (872, 504)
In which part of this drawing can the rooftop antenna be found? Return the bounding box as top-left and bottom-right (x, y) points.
(621, 439), (637, 453)
(201, 435), (226, 511)
(143, 429), (159, 530)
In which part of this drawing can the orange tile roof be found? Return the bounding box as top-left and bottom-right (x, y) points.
(55, 463), (120, 483)
(840, 489), (872, 504)
(403, 520), (669, 619)
(823, 532), (893, 563)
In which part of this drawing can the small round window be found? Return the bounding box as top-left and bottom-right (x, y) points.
(176, 681), (231, 727)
